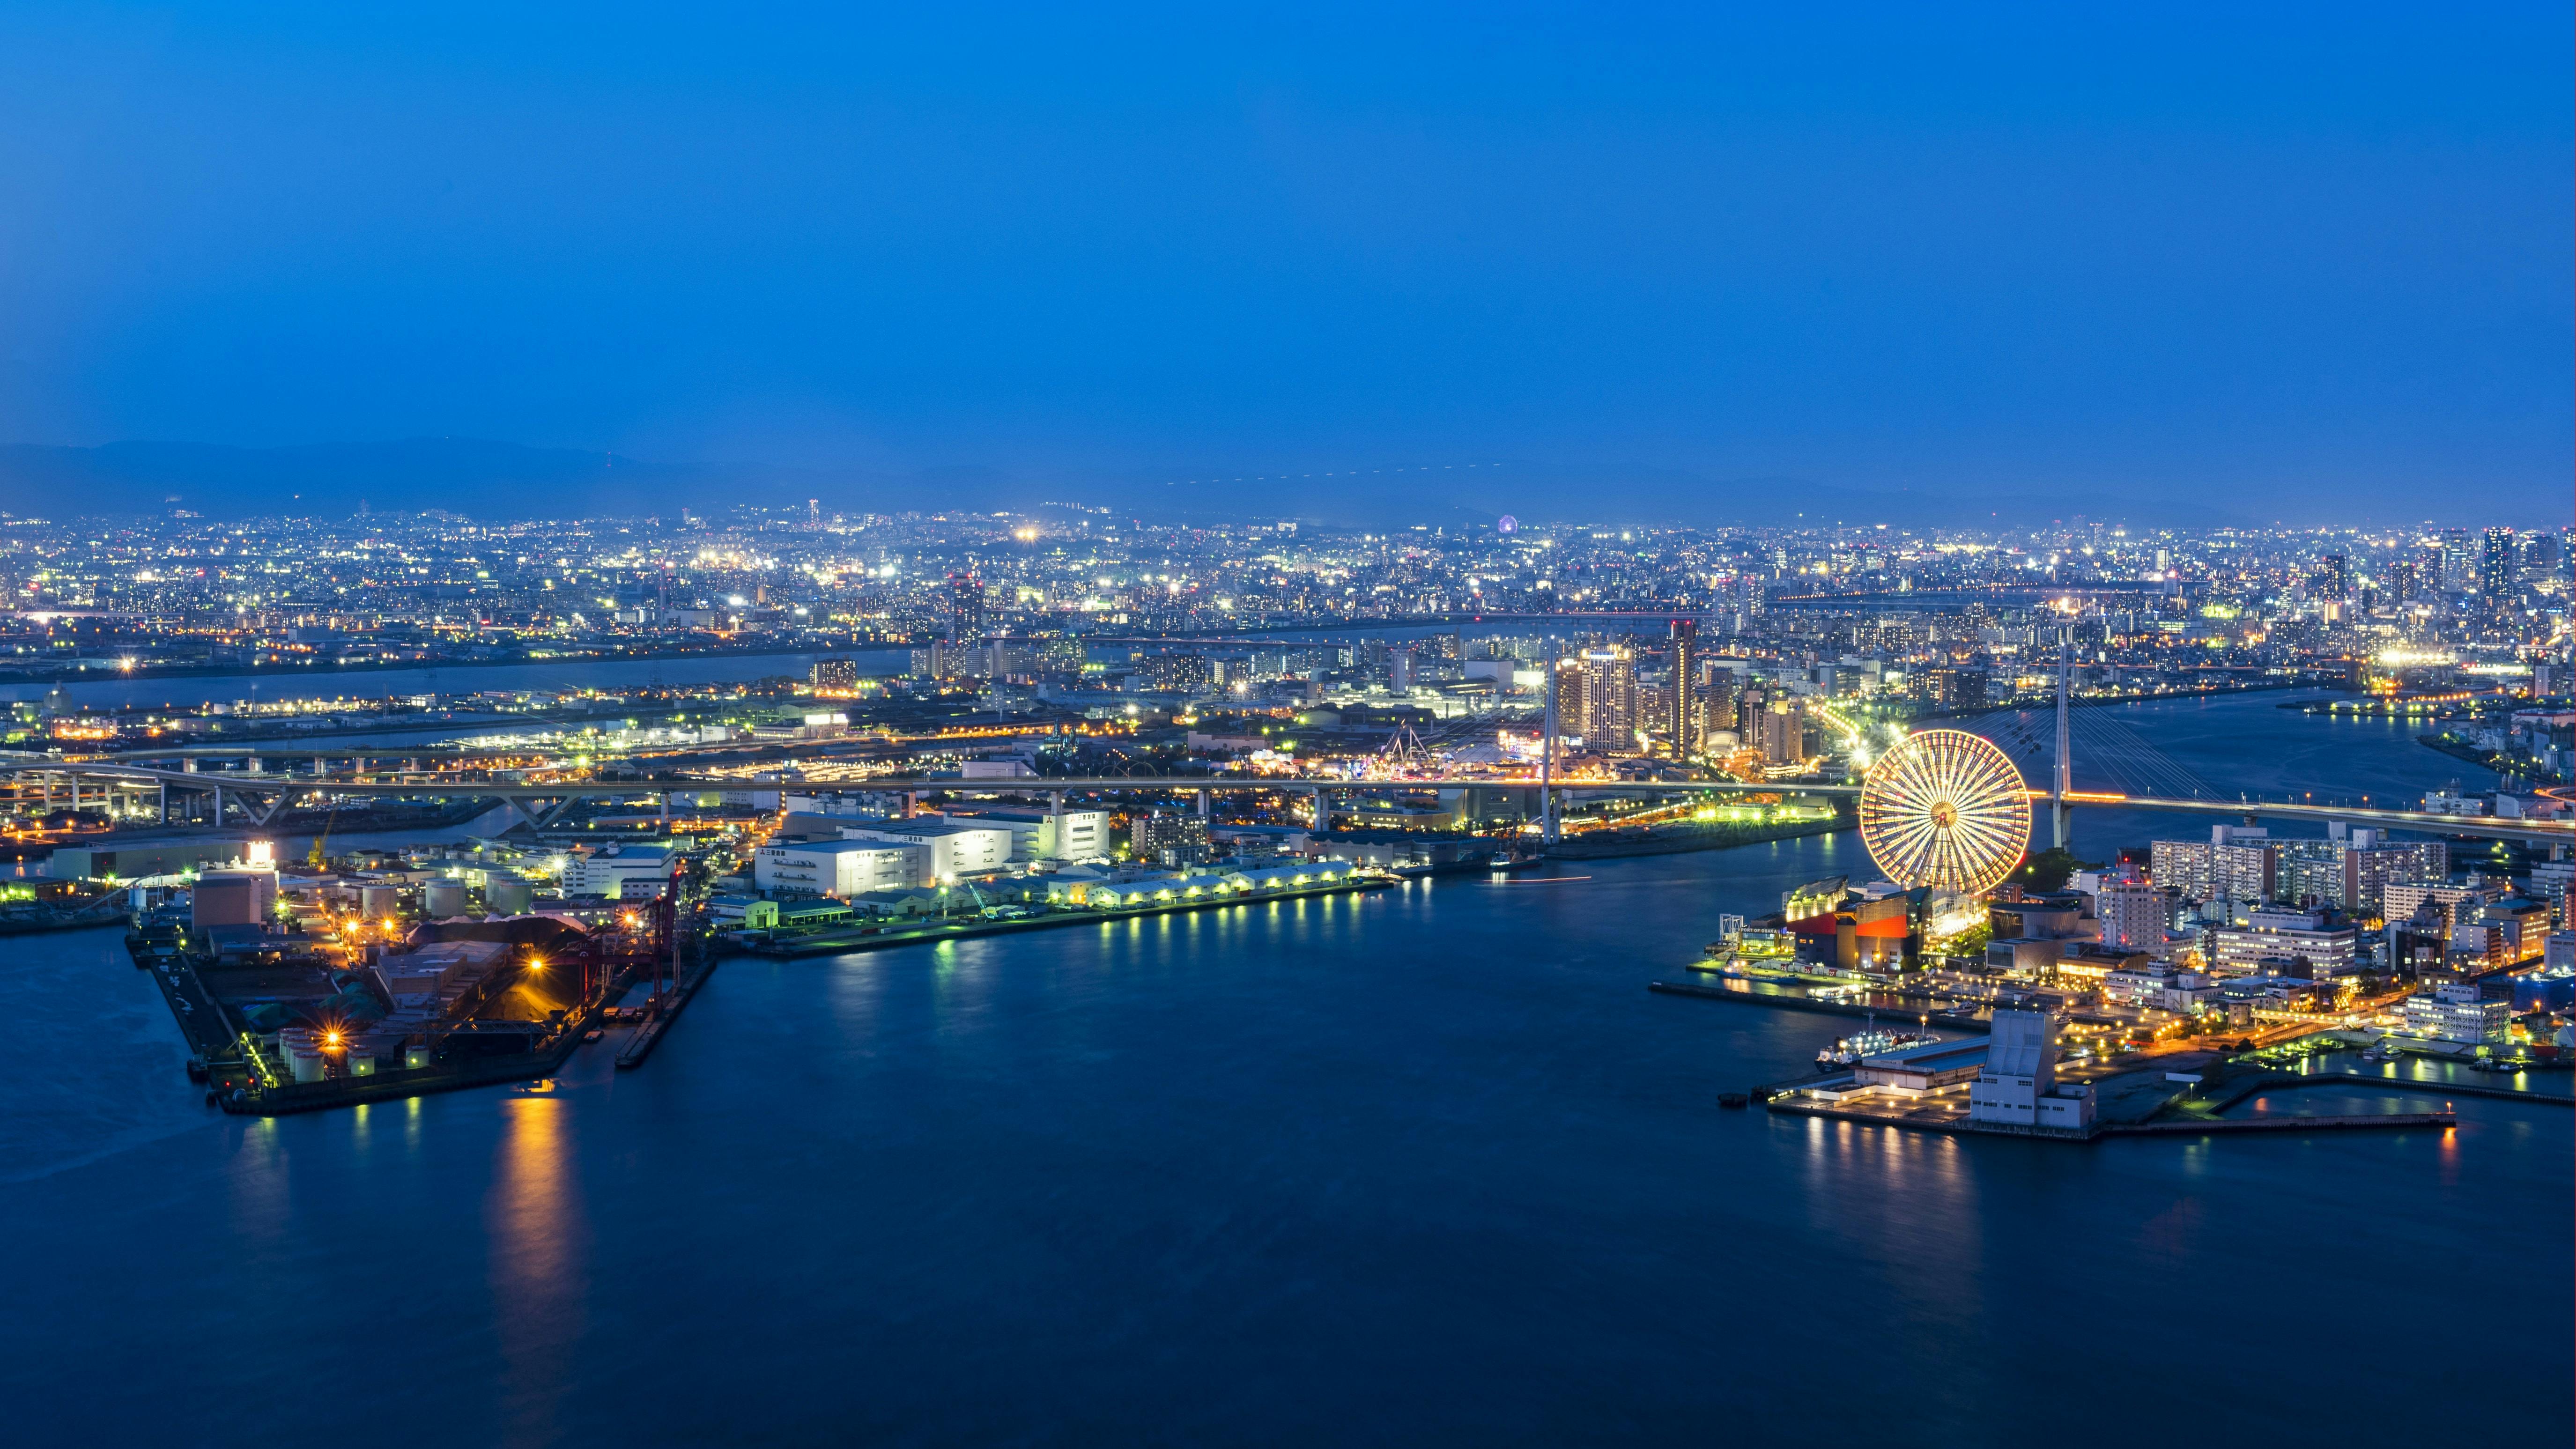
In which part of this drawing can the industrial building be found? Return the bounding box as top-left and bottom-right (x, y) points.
(834, 819), (1013, 880)
(952, 805), (1112, 860)
(563, 841), (678, 900)
(49, 834), (252, 881)
(754, 839), (924, 897)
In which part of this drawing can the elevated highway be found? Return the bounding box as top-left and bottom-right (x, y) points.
(9, 760), (2567, 845)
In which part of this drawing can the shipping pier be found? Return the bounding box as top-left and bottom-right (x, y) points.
(725, 872), (1393, 960)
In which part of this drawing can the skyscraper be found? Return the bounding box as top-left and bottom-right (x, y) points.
(1702, 668), (1740, 733)
(2479, 527), (2516, 608)
(2438, 528), (2473, 591)
(2386, 558), (2418, 603)
(2315, 553), (2348, 601)
(1666, 618), (1699, 758)
(947, 573), (985, 643)
(1575, 647), (1637, 749)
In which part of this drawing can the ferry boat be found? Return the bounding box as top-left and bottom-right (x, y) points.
(1814, 1016), (1936, 1068)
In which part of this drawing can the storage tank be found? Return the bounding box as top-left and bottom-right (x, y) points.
(278, 1028), (329, 1083)
(422, 879), (469, 918)
(360, 884), (400, 919)
(486, 875), (534, 915)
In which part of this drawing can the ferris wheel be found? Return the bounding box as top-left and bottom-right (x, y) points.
(1858, 728), (2031, 895)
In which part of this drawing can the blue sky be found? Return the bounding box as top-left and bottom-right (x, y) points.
(0, 3), (2567, 523)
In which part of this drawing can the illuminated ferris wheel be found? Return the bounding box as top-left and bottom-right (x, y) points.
(1858, 729), (2031, 895)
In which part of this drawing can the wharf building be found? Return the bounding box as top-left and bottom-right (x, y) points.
(923, 805), (1112, 862)
(1967, 1010), (2097, 1131)
(751, 806), (1103, 897)
(832, 818), (1013, 880)
(753, 839), (925, 897)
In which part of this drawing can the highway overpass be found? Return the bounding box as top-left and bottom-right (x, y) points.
(10, 761), (2569, 846)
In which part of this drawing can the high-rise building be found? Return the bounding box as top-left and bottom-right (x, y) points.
(2527, 860), (2573, 929)
(2212, 835), (2275, 906)
(1132, 811), (1212, 865)
(2342, 836), (2445, 917)
(1754, 699), (1808, 766)
(810, 658), (860, 691)
(2382, 882), (2479, 938)
(2479, 527), (2516, 607)
(2386, 558), (2419, 603)
(2438, 528), (2473, 591)
(2272, 838), (2344, 908)
(2148, 839), (2213, 900)
(1575, 647), (1637, 749)
(1149, 653), (1213, 694)
(946, 572), (985, 643)
(1666, 618), (1700, 757)
(2149, 825), (2275, 906)
(1702, 666), (1740, 733)
(1553, 654), (1585, 741)
(2097, 877), (2169, 951)
(1927, 668), (1986, 711)
(2210, 908), (2358, 977)
(2316, 553), (2348, 601)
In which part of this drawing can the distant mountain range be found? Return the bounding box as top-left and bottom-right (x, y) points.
(0, 438), (724, 521)
(0, 436), (2275, 529)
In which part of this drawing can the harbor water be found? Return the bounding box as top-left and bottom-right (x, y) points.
(2, 690), (2564, 1445)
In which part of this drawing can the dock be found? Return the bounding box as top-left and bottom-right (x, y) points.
(1647, 978), (1990, 1031)
(2320, 1068), (2573, 1107)
(730, 875), (1393, 960)
(2110, 1112), (2458, 1135)
(614, 952), (721, 1070)
(1764, 1095), (2457, 1141)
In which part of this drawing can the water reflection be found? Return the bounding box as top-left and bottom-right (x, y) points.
(1794, 1117), (1984, 1324)
(227, 1117), (291, 1250)
(487, 1096), (588, 1448)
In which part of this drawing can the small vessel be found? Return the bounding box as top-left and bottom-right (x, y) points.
(1814, 1014), (1936, 1068)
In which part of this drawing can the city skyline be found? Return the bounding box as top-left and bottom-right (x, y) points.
(5, 8), (2569, 1443)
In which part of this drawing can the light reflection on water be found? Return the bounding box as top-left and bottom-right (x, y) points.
(489, 1096), (587, 1448)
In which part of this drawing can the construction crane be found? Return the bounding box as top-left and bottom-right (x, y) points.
(307, 795), (343, 869)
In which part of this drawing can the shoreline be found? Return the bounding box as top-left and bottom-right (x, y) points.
(727, 876), (1395, 959)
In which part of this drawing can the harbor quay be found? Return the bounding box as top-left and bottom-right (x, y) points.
(726, 872), (1393, 959)
(1654, 963), (2570, 1145)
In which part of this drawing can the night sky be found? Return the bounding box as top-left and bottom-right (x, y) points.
(1, 4), (2567, 523)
